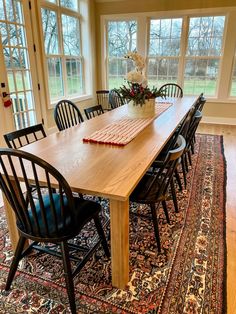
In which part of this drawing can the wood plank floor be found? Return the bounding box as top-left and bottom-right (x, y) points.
(197, 123), (236, 314)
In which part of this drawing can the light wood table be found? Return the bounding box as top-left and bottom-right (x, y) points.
(3, 96), (197, 289)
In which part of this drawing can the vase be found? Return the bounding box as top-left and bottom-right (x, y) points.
(127, 98), (155, 119)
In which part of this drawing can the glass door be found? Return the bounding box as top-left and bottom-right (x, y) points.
(0, 0), (41, 139)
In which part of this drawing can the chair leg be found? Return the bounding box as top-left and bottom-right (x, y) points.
(5, 235), (26, 290)
(170, 179), (179, 213)
(150, 204), (161, 253)
(60, 241), (76, 314)
(161, 200), (170, 223)
(187, 150), (192, 166)
(184, 153), (189, 172)
(181, 156), (187, 189)
(94, 215), (110, 258)
(174, 168), (183, 191)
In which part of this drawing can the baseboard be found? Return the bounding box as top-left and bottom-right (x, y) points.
(201, 116), (236, 125)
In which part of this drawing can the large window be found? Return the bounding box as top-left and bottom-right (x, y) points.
(147, 15), (225, 96)
(40, 0), (83, 103)
(184, 16), (225, 96)
(105, 14), (228, 98)
(148, 18), (183, 87)
(107, 20), (137, 89)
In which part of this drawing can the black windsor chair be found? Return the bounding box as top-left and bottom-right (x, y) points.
(130, 135), (186, 252)
(109, 89), (125, 109)
(84, 104), (104, 120)
(4, 123), (49, 198)
(4, 123), (46, 149)
(158, 83), (183, 99)
(54, 99), (84, 131)
(0, 148), (110, 314)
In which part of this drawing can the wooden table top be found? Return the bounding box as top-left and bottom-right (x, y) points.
(22, 96), (197, 201)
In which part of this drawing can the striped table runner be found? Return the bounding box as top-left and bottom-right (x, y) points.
(83, 103), (173, 146)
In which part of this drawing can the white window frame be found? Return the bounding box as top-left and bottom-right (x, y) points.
(39, 0), (92, 108)
(101, 7), (236, 103)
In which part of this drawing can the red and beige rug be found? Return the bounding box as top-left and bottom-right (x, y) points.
(0, 134), (226, 313)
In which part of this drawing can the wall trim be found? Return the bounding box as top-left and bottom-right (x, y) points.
(202, 116), (236, 125)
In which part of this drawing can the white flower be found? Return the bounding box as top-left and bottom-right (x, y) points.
(126, 71), (146, 84)
(125, 51), (145, 72)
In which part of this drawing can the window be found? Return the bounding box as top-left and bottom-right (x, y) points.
(147, 15), (225, 96)
(148, 18), (183, 87)
(107, 20), (137, 89)
(40, 1), (83, 103)
(184, 16), (225, 96)
(104, 13), (228, 98)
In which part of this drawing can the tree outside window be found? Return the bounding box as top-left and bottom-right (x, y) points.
(184, 16), (225, 96)
(40, 0), (83, 102)
(147, 18), (183, 88)
(107, 20), (137, 89)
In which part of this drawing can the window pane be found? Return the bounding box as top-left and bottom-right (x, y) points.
(184, 58), (219, 96)
(0, 0), (5, 20)
(148, 18), (182, 86)
(66, 58), (83, 95)
(107, 20), (137, 88)
(62, 14), (80, 55)
(108, 20), (137, 57)
(108, 58), (133, 89)
(187, 16), (225, 56)
(149, 18), (182, 56)
(41, 8), (59, 54)
(185, 16), (225, 96)
(47, 58), (64, 100)
(61, 0), (78, 12)
(147, 58), (179, 88)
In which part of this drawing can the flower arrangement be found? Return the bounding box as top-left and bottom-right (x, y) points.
(117, 51), (163, 106)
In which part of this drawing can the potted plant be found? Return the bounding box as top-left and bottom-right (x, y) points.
(117, 51), (163, 118)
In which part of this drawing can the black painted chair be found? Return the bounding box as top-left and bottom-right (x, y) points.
(158, 83), (183, 99)
(96, 90), (110, 111)
(130, 135), (186, 252)
(4, 123), (46, 148)
(84, 104), (104, 120)
(4, 123), (49, 198)
(183, 109), (203, 173)
(0, 148), (110, 314)
(109, 89), (125, 109)
(54, 100), (84, 131)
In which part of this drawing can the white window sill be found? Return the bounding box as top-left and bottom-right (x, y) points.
(49, 94), (93, 109)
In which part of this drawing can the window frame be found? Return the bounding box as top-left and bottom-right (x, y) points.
(39, 0), (92, 107)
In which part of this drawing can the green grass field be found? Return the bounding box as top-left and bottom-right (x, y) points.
(7, 73), (236, 99)
(108, 77), (230, 97)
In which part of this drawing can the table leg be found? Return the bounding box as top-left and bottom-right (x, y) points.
(2, 193), (20, 252)
(2, 180), (28, 252)
(110, 199), (129, 289)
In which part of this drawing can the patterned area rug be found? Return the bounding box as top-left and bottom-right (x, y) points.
(0, 134), (226, 314)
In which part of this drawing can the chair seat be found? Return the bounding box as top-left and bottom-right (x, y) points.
(130, 173), (166, 204)
(20, 194), (101, 238)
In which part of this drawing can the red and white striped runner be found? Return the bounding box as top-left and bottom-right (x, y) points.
(83, 103), (173, 146)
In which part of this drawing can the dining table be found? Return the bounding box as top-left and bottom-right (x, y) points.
(2, 95), (198, 289)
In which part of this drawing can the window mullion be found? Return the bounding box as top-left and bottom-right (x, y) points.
(178, 16), (189, 87)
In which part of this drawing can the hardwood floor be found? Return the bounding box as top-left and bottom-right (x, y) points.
(197, 123), (236, 314)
